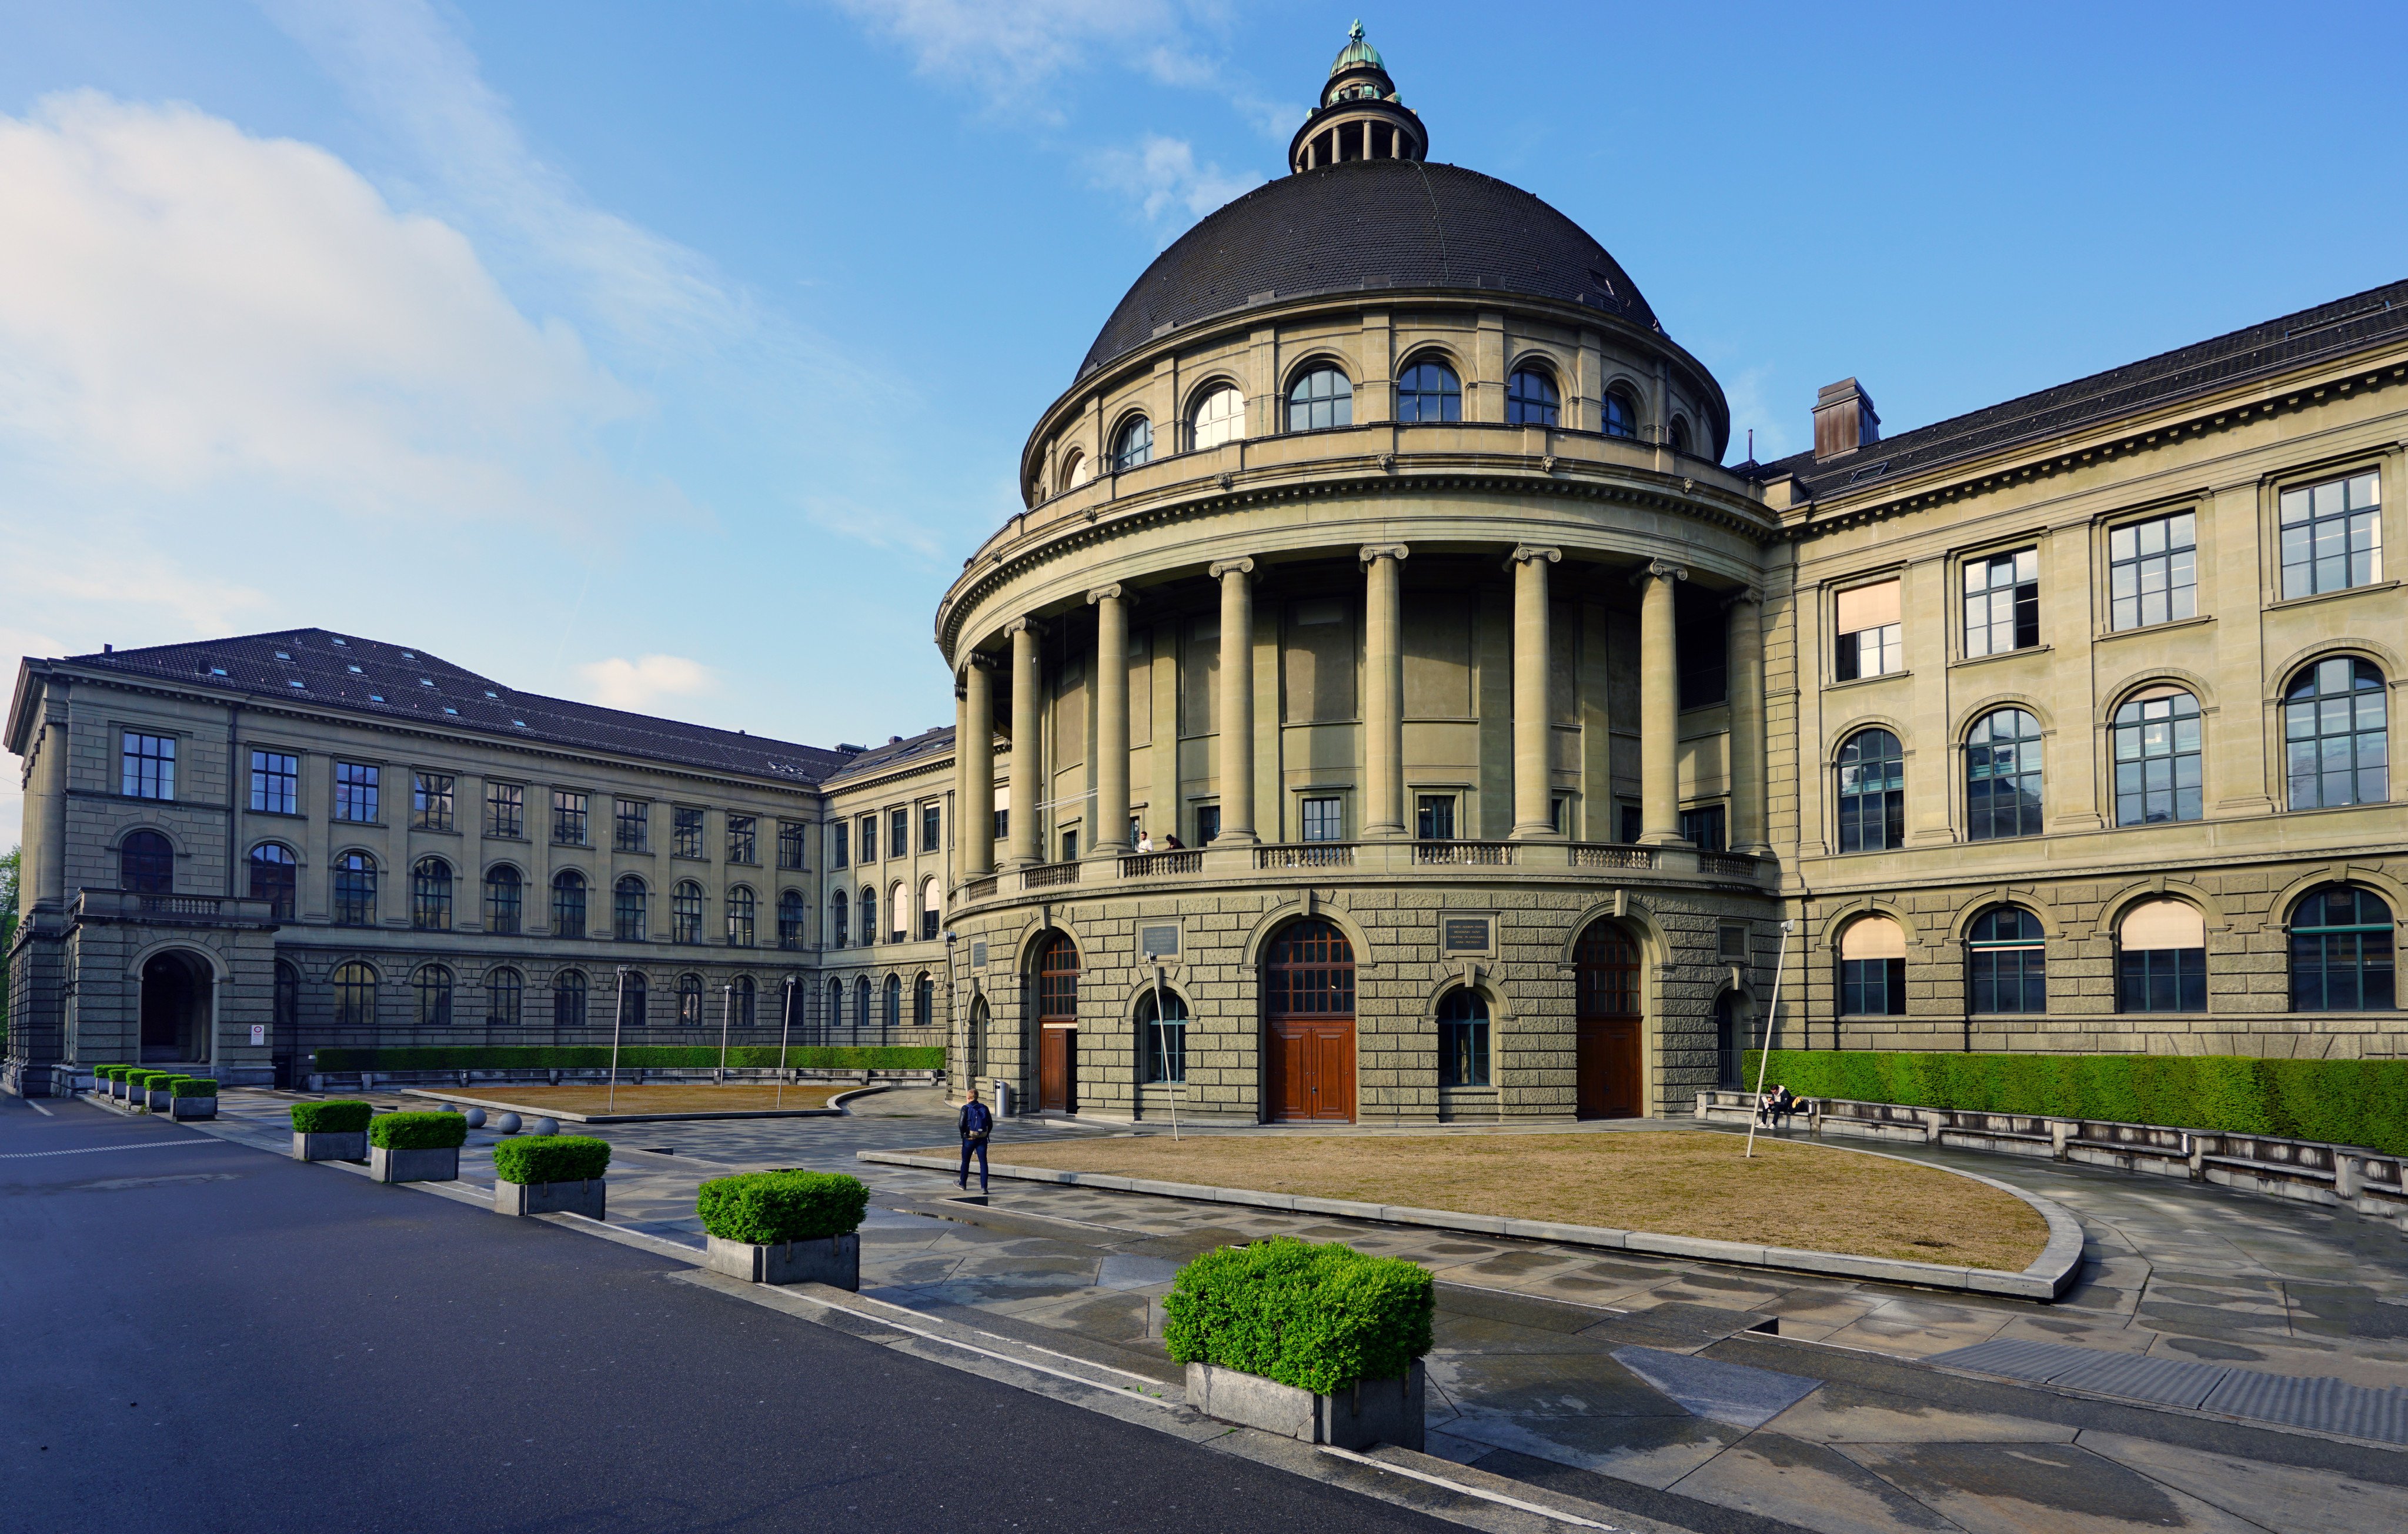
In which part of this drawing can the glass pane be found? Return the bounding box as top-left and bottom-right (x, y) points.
(2279, 488), (2307, 525)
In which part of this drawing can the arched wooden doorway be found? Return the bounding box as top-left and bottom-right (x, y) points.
(1264, 918), (1355, 1122)
(139, 951), (212, 1063)
(1033, 932), (1079, 1112)
(1574, 920), (1642, 1118)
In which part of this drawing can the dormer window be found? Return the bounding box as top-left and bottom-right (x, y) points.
(275, 651), (291, 661)
(347, 665), (363, 673)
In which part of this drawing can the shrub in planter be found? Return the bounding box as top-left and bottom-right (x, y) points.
(290, 1099), (373, 1162)
(367, 1110), (467, 1185)
(491, 1135), (612, 1218)
(696, 1170), (867, 1286)
(168, 1077), (218, 1120)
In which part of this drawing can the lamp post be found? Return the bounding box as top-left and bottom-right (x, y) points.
(717, 983), (733, 1085)
(607, 965), (630, 1113)
(777, 976), (796, 1109)
(1153, 963), (1180, 1142)
(1744, 921), (1796, 1160)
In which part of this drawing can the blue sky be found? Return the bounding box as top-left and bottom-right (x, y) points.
(4, 1), (2404, 848)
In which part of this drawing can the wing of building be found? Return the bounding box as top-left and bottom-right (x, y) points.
(10, 25), (2403, 1110)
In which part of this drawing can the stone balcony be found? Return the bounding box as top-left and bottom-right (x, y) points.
(72, 889), (283, 927)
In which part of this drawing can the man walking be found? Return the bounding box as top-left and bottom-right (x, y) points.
(958, 1084), (993, 1192)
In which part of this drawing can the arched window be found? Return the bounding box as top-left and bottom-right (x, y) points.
(1967, 908), (2046, 1014)
(121, 830), (174, 895)
(412, 857), (453, 931)
(618, 971), (647, 1027)
(913, 972), (933, 1028)
(830, 889), (849, 947)
(1035, 931), (1081, 1021)
(483, 864), (523, 935)
(2284, 658), (2389, 809)
(726, 886), (756, 948)
(1137, 985), (1188, 1083)
(1111, 415), (1152, 472)
(677, 972), (704, 1027)
(1286, 366), (1353, 432)
(274, 960), (300, 1035)
(1668, 415), (1692, 455)
(890, 883), (910, 944)
(1602, 387), (1639, 439)
(1838, 916), (1906, 1016)
(672, 881), (704, 945)
(332, 852), (378, 927)
(1714, 992), (1743, 1088)
(553, 969), (587, 1028)
(415, 964), (454, 1027)
(1437, 989), (1490, 1088)
(921, 878), (943, 941)
(854, 975), (873, 1031)
(551, 870), (587, 939)
(1061, 450), (1088, 491)
(1836, 729), (1904, 852)
(825, 976), (843, 1032)
(1395, 359), (1461, 423)
(1190, 384), (1245, 449)
(2289, 885), (2394, 1012)
(1506, 368), (1558, 426)
(248, 842), (296, 919)
(1966, 709), (2043, 841)
(331, 961), (378, 1029)
(614, 876), (647, 942)
(779, 890), (807, 949)
(732, 975), (757, 1028)
(859, 885), (877, 946)
(2112, 688), (2202, 825)
(486, 966), (522, 1027)
(883, 973), (903, 1031)
(2117, 900), (2206, 1013)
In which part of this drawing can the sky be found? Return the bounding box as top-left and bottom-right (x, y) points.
(4, 1), (2406, 851)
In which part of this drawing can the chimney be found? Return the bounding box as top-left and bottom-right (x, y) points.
(1812, 378), (1880, 462)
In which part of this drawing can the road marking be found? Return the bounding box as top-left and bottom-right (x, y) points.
(1316, 1446), (1620, 1529)
(0, 1140), (192, 1160)
(23, 1099), (54, 1117)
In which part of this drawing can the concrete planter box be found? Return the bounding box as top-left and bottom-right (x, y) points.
(109, 1079), (129, 1102)
(704, 1232), (859, 1289)
(293, 1131), (369, 1162)
(495, 1178), (606, 1219)
(142, 1088), (173, 1112)
(1185, 1360), (1424, 1451)
(169, 1096), (217, 1121)
(369, 1145), (460, 1184)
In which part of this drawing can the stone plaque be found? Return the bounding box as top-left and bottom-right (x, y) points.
(970, 940), (988, 969)
(1441, 917), (1489, 953)
(1140, 923), (1181, 958)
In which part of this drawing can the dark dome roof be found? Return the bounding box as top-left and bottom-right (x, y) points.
(1079, 159), (1659, 379)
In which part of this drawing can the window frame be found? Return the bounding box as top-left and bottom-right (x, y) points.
(485, 966), (522, 1028)
(1284, 364), (1354, 433)
(921, 802), (941, 853)
(1678, 803), (1727, 852)
(614, 798), (651, 854)
(1835, 729), (1905, 853)
(1394, 357), (1462, 423)
(414, 964), (455, 1028)
(1188, 382), (1245, 451)
(483, 863), (523, 936)
(1300, 795), (1345, 843)
(410, 856), (453, 932)
(1601, 387), (1639, 440)
(1965, 708), (2045, 842)
(121, 829), (175, 895)
(726, 885), (756, 948)
(1962, 547), (2041, 658)
(670, 880), (704, 945)
(552, 789), (589, 846)
(485, 781), (526, 839)
(778, 889), (807, 950)
(726, 814), (757, 865)
(1111, 413), (1153, 472)
(2278, 468), (2383, 601)
(1966, 906), (2048, 1015)
(1414, 793), (1457, 842)
(249, 749), (299, 815)
(777, 821), (807, 870)
(1138, 986), (1189, 1084)
(1436, 988), (1491, 1088)
(889, 806), (909, 860)
(672, 805), (705, 859)
(2106, 509), (2199, 632)
(333, 761), (380, 823)
(2283, 656), (2390, 810)
(550, 870), (587, 939)
(2287, 884), (2396, 1013)
(1505, 366), (1559, 427)
(121, 731), (176, 801)
(2112, 686), (2203, 826)
(613, 876), (648, 943)
(247, 841), (296, 919)
(411, 771), (455, 832)
(331, 851), (378, 927)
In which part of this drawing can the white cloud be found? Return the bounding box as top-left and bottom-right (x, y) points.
(1091, 134), (1261, 232)
(1721, 364), (1798, 463)
(577, 654), (719, 711)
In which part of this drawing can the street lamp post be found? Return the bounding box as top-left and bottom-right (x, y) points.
(777, 976), (796, 1110)
(1744, 921), (1797, 1160)
(717, 983), (733, 1085)
(607, 965), (630, 1113)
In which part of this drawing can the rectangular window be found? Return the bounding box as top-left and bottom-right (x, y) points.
(1676, 604), (1728, 709)
(890, 807), (909, 858)
(333, 761), (379, 822)
(2280, 470), (2382, 599)
(672, 805), (704, 858)
(2108, 511), (2197, 631)
(614, 799), (649, 852)
(726, 813), (757, 863)
(1839, 958), (1906, 1016)
(831, 821), (849, 868)
(990, 808), (1008, 842)
(1833, 579), (1903, 681)
(1549, 796), (1569, 835)
(412, 772), (454, 832)
(1415, 794), (1456, 841)
(552, 789), (588, 845)
(122, 732), (176, 800)
(1194, 803), (1220, 846)
(1060, 828), (1080, 862)
(1619, 803), (1642, 844)
(859, 814), (879, 862)
(777, 821), (806, 869)
(1968, 945), (2047, 1014)
(921, 803), (941, 853)
(1963, 548), (2040, 657)
(1679, 803), (1727, 852)
(486, 782), (525, 838)
(2118, 947), (2207, 1013)
(249, 750), (298, 815)
(1301, 796), (1345, 842)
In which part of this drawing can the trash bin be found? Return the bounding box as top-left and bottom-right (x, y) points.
(990, 1078), (1014, 1116)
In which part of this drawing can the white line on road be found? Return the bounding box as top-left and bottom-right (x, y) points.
(1315, 1446), (1620, 1529)
(0, 1139), (193, 1160)
(23, 1099), (53, 1116)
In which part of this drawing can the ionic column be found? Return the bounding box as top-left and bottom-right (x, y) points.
(1006, 619), (1042, 866)
(1360, 544), (1410, 839)
(957, 655), (995, 878)
(1088, 585), (1129, 859)
(1725, 589), (1768, 854)
(1636, 560), (1688, 845)
(1508, 545), (1562, 840)
(1210, 557), (1258, 845)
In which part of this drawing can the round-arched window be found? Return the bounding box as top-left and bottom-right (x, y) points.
(1602, 388), (1639, 439)
(1395, 359), (1460, 423)
(1669, 415), (1692, 455)
(412, 856), (453, 932)
(920, 876), (942, 941)
(1506, 368), (1558, 426)
(779, 889), (807, 949)
(1966, 908), (2046, 1014)
(1838, 916), (1906, 1016)
(614, 876), (648, 942)
(1437, 988), (1490, 1088)
(332, 961), (379, 1029)
(485, 966), (522, 1027)
(121, 829), (175, 895)
(829, 889), (849, 947)
(2118, 899), (2206, 1013)
(1966, 709), (2043, 841)
(1111, 415), (1152, 472)
(913, 972), (933, 1028)
(2289, 885), (2395, 1012)
(1286, 366), (1353, 432)
(2283, 658), (2389, 809)
(1836, 729), (1905, 852)
(483, 863), (522, 935)
(854, 975), (873, 1031)
(249, 842), (296, 919)
(2113, 687), (2202, 825)
(1062, 450), (1090, 490)
(677, 972), (704, 1026)
(553, 969), (587, 1028)
(414, 964), (454, 1027)
(617, 971), (648, 1027)
(1190, 384), (1244, 449)
(551, 869), (587, 939)
(332, 851), (378, 926)
(883, 973), (903, 1030)
(726, 886), (756, 948)
(672, 880), (704, 945)
(1137, 986), (1189, 1083)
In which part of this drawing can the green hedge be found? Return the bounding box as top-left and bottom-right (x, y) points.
(696, 1170), (868, 1244)
(313, 1045), (944, 1073)
(96, 1065), (129, 1084)
(369, 1111), (469, 1151)
(292, 1100), (374, 1134)
(171, 1077), (216, 1098)
(1163, 1238), (1435, 1396)
(492, 1136), (612, 1185)
(1748, 1049), (2408, 1156)
(128, 1070), (168, 1093)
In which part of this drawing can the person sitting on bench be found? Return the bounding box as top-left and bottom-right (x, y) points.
(1756, 1083), (1806, 1128)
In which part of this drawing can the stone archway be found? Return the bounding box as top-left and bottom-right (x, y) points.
(139, 951), (213, 1064)
(1263, 916), (1355, 1123)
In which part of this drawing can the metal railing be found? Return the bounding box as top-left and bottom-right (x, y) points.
(1412, 841), (1515, 866)
(1121, 849), (1204, 878)
(1256, 842), (1356, 870)
(1021, 861), (1081, 891)
(1569, 844), (1655, 869)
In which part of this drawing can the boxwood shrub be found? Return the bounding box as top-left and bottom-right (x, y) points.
(311, 1045), (944, 1073)
(1163, 1238), (1435, 1396)
(291, 1100), (375, 1134)
(1748, 1049), (2408, 1157)
(127, 1070), (166, 1093)
(696, 1170), (868, 1244)
(368, 1111), (469, 1151)
(492, 1136), (612, 1185)
(171, 1077), (217, 1098)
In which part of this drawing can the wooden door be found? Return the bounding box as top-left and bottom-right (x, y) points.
(1039, 1026), (1077, 1113)
(1264, 919), (1355, 1122)
(1033, 932), (1080, 1113)
(1574, 921), (1644, 1118)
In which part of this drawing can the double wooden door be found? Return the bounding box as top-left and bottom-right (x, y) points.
(1264, 918), (1355, 1122)
(1034, 932), (1079, 1113)
(1574, 921), (1644, 1118)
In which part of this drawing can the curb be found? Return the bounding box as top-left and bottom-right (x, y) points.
(398, 1088), (844, 1123)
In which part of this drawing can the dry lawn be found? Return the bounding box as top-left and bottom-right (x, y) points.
(459, 1084), (844, 1116)
(962, 1131), (2045, 1271)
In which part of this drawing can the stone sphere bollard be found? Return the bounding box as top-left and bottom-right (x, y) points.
(463, 1108), (487, 1129)
(437, 1102), (459, 1113)
(532, 1116), (559, 1136)
(495, 1112), (523, 1135)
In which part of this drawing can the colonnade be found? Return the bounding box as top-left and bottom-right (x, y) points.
(953, 547), (1766, 879)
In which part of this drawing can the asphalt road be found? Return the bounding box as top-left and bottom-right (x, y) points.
(0, 1095), (1447, 1534)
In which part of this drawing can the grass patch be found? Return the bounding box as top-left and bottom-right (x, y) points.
(445, 1084), (844, 1116)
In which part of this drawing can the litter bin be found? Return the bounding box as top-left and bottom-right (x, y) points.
(990, 1078), (1015, 1116)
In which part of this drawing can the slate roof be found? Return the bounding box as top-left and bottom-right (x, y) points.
(1745, 279), (2408, 501)
(819, 724), (957, 786)
(31, 629), (849, 786)
(1079, 159), (1659, 379)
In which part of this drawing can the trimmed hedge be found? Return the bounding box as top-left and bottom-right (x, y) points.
(171, 1077), (216, 1098)
(368, 1111), (469, 1151)
(127, 1070), (167, 1093)
(1748, 1049), (2408, 1157)
(696, 1170), (868, 1245)
(311, 1045), (944, 1073)
(291, 1100), (374, 1134)
(492, 1136), (612, 1185)
(1163, 1238), (1435, 1396)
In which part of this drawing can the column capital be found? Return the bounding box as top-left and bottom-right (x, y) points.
(1085, 583), (1129, 606)
(1504, 545), (1561, 569)
(1208, 556), (1256, 579)
(1722, 584), (1764, 608)
(1358, 542), (1410, 566)
(1003, 616), (1043, 638)
(962, 651), (1000, 673)
(1629, 559), (1689, 587)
